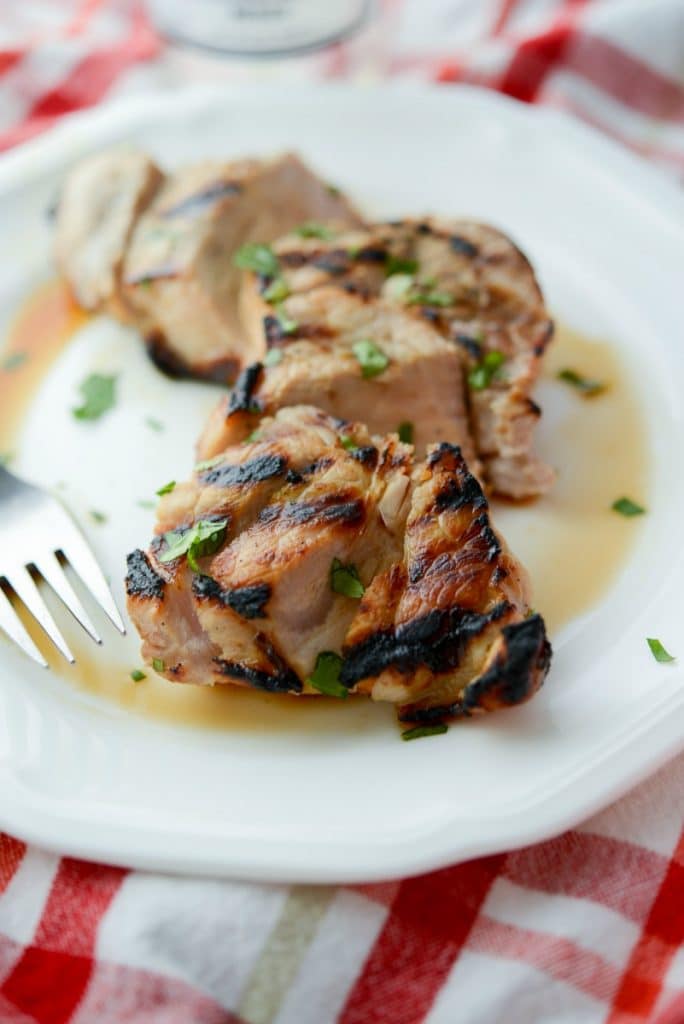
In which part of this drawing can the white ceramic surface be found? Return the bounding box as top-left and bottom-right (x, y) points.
(0, 85), (683, 882)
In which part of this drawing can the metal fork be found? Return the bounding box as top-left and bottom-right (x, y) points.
(0, 466), (125, 666)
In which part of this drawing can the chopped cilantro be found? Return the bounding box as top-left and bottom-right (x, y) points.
(156, 481), (176, 496)
(2, 351), (27, 372)
(307, 651), (347, 698)
(398, 421), (414, 444)
(243, 430), (261, 443)
(401, 723), (449, 741)
(468, 351), (505, 391)
(233, 243), (279, 277)
(130, 669), (146, 682)
(263, 278), (290, 303)
(325, 183), (341, 197)
(295, 222), (334, 240)
(558, 368), (606, 397)
(89, 509), (107, 524)
(145, 417), (164, 432)
(340, 435), (358, 451)
(406, 288), (453, 307)
(159, 518), (228, 572)
(330, 558), (365, 599)
(612, 497), (645, 517)
(264, 348), (283, 367)
(352, 339), (389, 379)
(73, 374), (117, 421)
(152, 658), (165, 674)
(276, 305), (298, 335)
(647, 638), (675, 664)
(137, 500), (155, 510)
(195, 453), (225, 473)
(386, 255), (418, 277)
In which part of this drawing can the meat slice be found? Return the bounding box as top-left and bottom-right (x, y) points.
(238, 218), (554, 498)
(127, 407), (550, 721)
(121, 153), (362, 381)
(55, 147), (163, 320)
(196, 285), (478, 470)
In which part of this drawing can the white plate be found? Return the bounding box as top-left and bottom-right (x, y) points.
(0, 85), (683, 882)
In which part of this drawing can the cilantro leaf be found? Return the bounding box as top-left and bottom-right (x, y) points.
(352, 339), (389, 379)
(159, 518), (228, 572)
(263, 278), (290, 303)
(264, 348), (283, 367)
(468, 351), (505, 391)
(401, 724), (449, 741)
(612, 497), (645, 517)
(295, 222), (334, 240)
(234, 243), (279, 277)
(130, 669), (146, 682)
(73, 374), (117, 421)
(330, 558), (365, 599)
(156, 481), (176, 496)
(558, 368), (606, 397)
(398, 421), (414, 444)
(307, 651), (347, 698)
(647, 638), (675, 663)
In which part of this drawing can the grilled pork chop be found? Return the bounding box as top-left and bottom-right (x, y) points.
(196, 285), (478, 470)
(127, 406), (550, 721)
(235, 218), (554, 498)
(56, 149), (361, 381)
(55, 147), (163, 321)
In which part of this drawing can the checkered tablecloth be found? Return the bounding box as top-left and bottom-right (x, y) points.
(0, 2), (683, 1022)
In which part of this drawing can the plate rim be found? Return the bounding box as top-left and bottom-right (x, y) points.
(1, 82), (683, 881)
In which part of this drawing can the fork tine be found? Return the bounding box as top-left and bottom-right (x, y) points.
(0, 585), (48, 667)
(8, 566), (74, 663)
(34, 554), (102, 644)
(59, 533), (125, 635)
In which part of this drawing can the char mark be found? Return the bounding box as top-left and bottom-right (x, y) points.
(399, 614), (551, 722)
(354, 246), (387, 264)
(341, 602), (510, 686)
(159, 181), (242, 219)
(312, 250), (350, 275)
(193, 575), (271, 619)
(433, 472), (488, 514)
(214, 657), (301, 694)
(145, 333), (237, 383)
(450, 234), (479, 258)
(350, 445), (378, 468)
(201, 452), (287, 488)
(452, 332), (483, 360)
(264, 315), (285, 346)
(228, 363), (263, 416)
(257, 495), (364, 529)
(125, 549), (165, 599)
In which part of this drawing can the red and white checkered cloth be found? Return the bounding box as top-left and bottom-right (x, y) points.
(0, 2), (683, 1022)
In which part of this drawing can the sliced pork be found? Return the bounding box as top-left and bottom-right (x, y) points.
(236, 218), (554, 497)
(126, 406), (550, 721)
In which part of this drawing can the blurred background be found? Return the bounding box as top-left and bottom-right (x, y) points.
(0, 0), (681, 175)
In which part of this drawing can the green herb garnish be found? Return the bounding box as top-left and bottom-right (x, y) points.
(243, 429), (261, 443)
(468, 351), (505, 391)
(558, 368), (606, 397)
(145, 417), (164, 432)
(340, 435), (358, 452)
(159, 518), (228, 572)
(352, 339), (389, 379)
(234, 243), (279, 277)
(647, 638), (675, 664)
(307, 651), (347, 698)
(398, 422), (414, 444)
(137, 500), (155, 510)
(89, 509), (107, 524)
(406, 289), (453, 307)
(386, 255), (418, 277)
(295, 222), (334, 240)
(276, 305), (298, 335)
(2, 352), (27, 372)
(612, 497), (645, 517)
(325, 183), (341, 197)
(73, 373), (117, 421)
(195, 453), (225, 473)
(384, 273), (415, 301)
(330, 558), (364, 599)
(264, 348), (283, 367)
(401, 723), (449, 741)
(263, 278), (290, 303)
(152, 658), (165, 674)
(130, 669), (146, 682)
(156, 481), (176, 496)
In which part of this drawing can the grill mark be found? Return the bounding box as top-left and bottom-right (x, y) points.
(125, 549), (165, 599)
(214, 655), (302, 694)
(144, 332), (238, 383)
(341, 602), (511, 685)
(193, 575), (271, 619)
(200, 452), (287, 488)
(264, 315), (285, 345)
(350, 446), (378, 468)
(257, 495), (365, 529)
(450, 234), (479, 258)
(158, 181), (242, 218)
(452, 332), (483, 360)
(227, 363), (263, 416)
(354, 246), (387, 264)
(312, 250), (350, 275)
(433, 473), (488, 514)
(398, 614), (551, 722)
